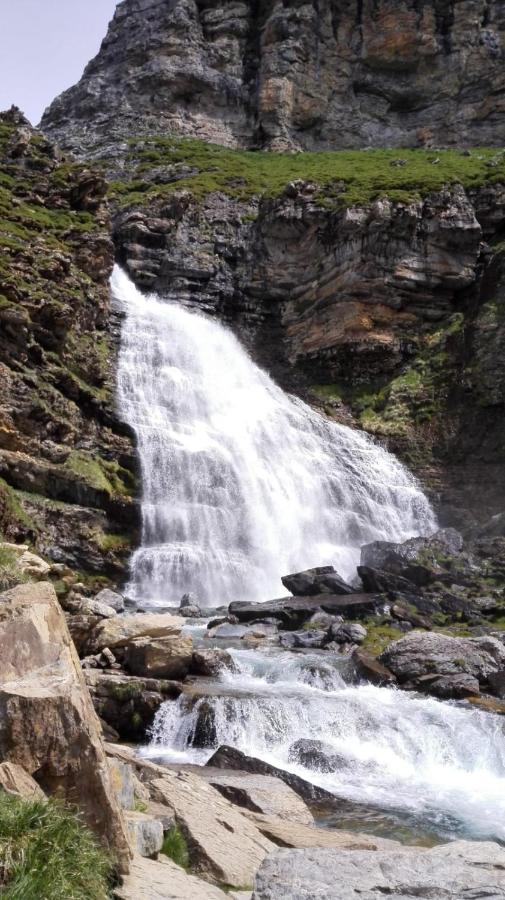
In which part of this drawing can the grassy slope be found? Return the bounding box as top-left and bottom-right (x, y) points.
(111, 136), (505, 207)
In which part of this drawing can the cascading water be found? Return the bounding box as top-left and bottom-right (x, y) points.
(113, 266), (505, 846)
(113, 266), (435, 606)
(148, 642), (505, 843)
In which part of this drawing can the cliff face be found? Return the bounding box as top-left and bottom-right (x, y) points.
(0, 109), (137, 579)
(42, 0), (505, 156)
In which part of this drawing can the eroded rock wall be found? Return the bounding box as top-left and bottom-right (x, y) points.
(42, 0), (505, 156)
(0, 109), (138, 578)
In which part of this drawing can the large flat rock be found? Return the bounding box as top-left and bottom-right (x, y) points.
(187, 768), (314, 826)
(243, 812), (395, 851)
(0, 582), (131, 872)
(115, 854), (229, 900)
(87, 613), (187, 654)
(229, 594), (383, 625)
(149, 771), (275, 888)
(252, 841), (505, 899)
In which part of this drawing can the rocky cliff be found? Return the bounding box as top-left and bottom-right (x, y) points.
(42, 0), (505, 156)
(0, 108), (137, 580)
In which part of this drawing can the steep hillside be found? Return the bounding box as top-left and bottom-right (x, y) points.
(42, 0), (505, 156)
(0, 108), (137, 580)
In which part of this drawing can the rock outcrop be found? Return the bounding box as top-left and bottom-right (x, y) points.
(252, 841), (505, 899)
(0, 581), (131, 871)
(0, 108), (137, 578)
(42, 0), (505, 156)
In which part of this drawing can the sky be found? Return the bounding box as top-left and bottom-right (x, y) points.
(0, 0), (119, 125)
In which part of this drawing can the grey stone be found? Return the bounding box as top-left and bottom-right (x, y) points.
(281, 566), (353, 597)
(95, 589), (125, 612)
(380, 632), (505, 684)
(330, 623), (367, 644)
(125, 811), (164, 858)
(252, 842), (505, 899)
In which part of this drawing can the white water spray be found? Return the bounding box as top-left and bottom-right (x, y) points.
(113, 266), (435, 606)
(148, 645), (505, 843)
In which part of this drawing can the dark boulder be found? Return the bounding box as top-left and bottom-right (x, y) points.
(279, 630), (328, 650)
(360, 529), (464, 589)
(412, 673), (480, 700)
(288, 739), (348, 773)
(207, 746), (335, 803)
(229, 594), (384, 628)
(329, 623), (367, 645)
(353, 650), (397, 686)
(281, 566), (353, 597)
(191, 648), (238, 677)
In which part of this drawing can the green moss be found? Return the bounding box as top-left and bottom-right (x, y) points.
(0, 546), (30, 592)
(110, 138), (505, 208)
(0, 479), (36, 536)
(0, 793), (112, 900)
(94, 531), (133, 552)
(63, 451), (134, 499)
(161, 825), (190, 870)
(361, 619), (404, 656)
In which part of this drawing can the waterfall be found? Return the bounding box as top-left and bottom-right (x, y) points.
(147, 645), (505, 843)
(113, 266), (435, 606)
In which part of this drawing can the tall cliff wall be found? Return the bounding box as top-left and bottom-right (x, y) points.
(42, 0), (505, 156)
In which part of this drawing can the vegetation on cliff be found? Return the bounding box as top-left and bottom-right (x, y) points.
(111, 136), (505, 207)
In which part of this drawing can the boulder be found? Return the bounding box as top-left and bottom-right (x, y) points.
(207, 623), (248, 639)
(230, 594), (383, 627)
(0, 582), (131, 872)
(180, 592), (199, 609)
(95, 588), (125, 612)
(252, 841), (505, 899)
(279, 630), (327, 650)
(148, 771), (274, 888)
(123, 635), (193, 680)
(115, 854), (229, 900)
(87, 612), (186, 654)
(205, 772), (314, 826)
(67, 613), (100, 655)
(281, 566), (353, 597)
(360, 528), (464, 589)
(125, 811), (164, 858)
(207, 746), (335, 804)
(352, 650), (397, 686)
(414, 673), (480, 699)
(80, 598), (118, 618)
(0, 762), (46, 800)
(288, 739), (348, 773)
(329, 623), (367, 644)
(17, 549), (51, 578)
(380, 632), (505, 685)
(85, 671), (182, 741)
(191, 648), (238, 677)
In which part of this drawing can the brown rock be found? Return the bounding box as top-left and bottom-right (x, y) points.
(124, 635), (193, 680)
(0, 762), (46, 800)
(87, 613), (187, 654)
(0, 582), (131, 872)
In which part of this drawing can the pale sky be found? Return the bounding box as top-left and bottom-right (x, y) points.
(0, 0), (119, 125)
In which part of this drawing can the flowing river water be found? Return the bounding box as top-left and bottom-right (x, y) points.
(113, 266), (505, 846)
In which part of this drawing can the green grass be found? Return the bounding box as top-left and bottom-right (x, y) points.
(0, 545), (29, 592)
(0, 794), (112, 900)
(161, 825), (190, 870)
(110, 137), (505, 207)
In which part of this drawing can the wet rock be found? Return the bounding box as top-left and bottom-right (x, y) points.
(191, 700), (218, 749)
(0, 582), (131, 871)
(467, 696), (505, 716)
(252, 841), (505, 899)
(192, 648), (238, 677)
(353, 650), (397, 686)
(207, 623), (248, 639)
(360, 529), (464, 590)
(281, 566), (353, 597)
(413, 673), (480, 700)
(329, 623), (367, 645)
(230, 594), (384, 628)
(380, 632), (505, 687)
(180, 605), (201, 618)
(123, 635), (193, 680)
(208, 746), (336, 804)
(279, 630), (327, 650)
(288, 740), (348, 774)
(306, 611), (341, 630)
(85, 671), (182, 741)
(95, 588), (125, 612)
(488, 670), (505, 699)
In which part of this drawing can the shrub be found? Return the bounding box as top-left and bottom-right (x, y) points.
(0, 793), (112, 900)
